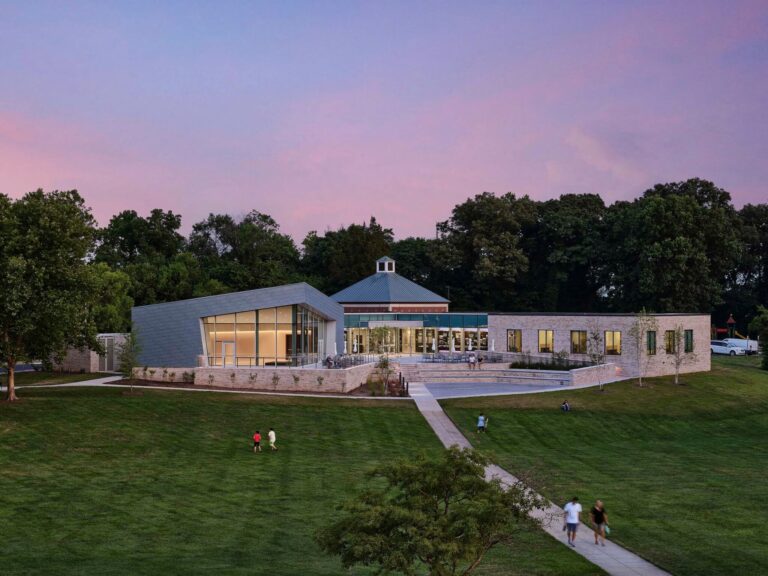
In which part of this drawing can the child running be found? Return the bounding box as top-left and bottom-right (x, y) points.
(253, 430), (262, 453)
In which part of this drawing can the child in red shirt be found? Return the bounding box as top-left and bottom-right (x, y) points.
(253, 431), (262, 453)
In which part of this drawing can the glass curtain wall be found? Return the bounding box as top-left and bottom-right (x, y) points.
(204, 305), (326, 367)
(343, 327), (489, 354)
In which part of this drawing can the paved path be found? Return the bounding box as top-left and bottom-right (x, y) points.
(410, 382), (671, 576)
(425, 381), (562, 399)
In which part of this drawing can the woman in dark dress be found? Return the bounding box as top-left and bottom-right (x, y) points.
(590, 500), (609, 546)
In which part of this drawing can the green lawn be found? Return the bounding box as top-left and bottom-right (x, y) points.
(4, 370), (110, 387)
(443, 355), (768, 576)
(0, 387), (601, 575)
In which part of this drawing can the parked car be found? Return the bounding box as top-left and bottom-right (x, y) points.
(722, 338), (759, 355)
(710, 340), (746, 356)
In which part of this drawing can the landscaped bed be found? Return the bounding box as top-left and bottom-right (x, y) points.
(442, 355), (768, 576)
(0, 387), (602, 575)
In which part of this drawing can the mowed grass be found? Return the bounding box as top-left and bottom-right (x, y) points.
(443, 355), (768, 576)
(0, 386), (602, 576)
(4, 370), (109, 386)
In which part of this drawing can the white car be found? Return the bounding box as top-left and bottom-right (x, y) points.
(722, 338), (759, 355)
(710, 340), (746, 356)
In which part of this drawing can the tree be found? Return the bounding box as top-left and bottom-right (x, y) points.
(118, 330), (142, 393)
(517, 194), (606, 311)
(748, 306), (768, 371)
(586, 320), (606, 391)
(91, 263), (134, 332)
(94, 208), (185, 267)
(437, 193), (536, 311)
(316, 446), (545, 576)
(0, 190), (100, 401)
(601, 179), (739, 312)
(301, 217), (394, 294)
(667, 325), (697, 385)
(628, 309), (659, 387)
(188, 210), (301, 291)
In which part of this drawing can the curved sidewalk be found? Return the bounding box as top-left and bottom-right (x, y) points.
(409, 382), (671, 576)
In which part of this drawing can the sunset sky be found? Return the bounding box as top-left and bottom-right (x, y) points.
(1, 1), (766, 240)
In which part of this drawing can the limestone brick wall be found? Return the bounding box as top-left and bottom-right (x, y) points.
(488, 313), (711, 378)
(134, 364), (376, 393)
(56, 348), (98, 373)
(570, 363), (620, 386)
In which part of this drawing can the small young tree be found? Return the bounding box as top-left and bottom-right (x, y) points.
(316, 446), (545, 576)
(586, 320), (606, 391)
(628, 309), (659, 388)
(369, 326), (392, 355)
(118, 331), (142, 394)
(375, 355), (394, 396)
(668, 324), (697, 385)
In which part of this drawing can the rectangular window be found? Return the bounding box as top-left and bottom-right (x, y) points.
(604, 331), (621, 355)
(684, 329), (694, 353)
(538, 330), (554, 353)
(665, 330), (676, 354)
(570, 330), (587, 354)
(507, 329), (522, 353)
(646, 331), (657, 355)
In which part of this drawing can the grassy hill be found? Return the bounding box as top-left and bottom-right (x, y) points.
(0, 386), (601, 575)
(442, 355), (768, 576)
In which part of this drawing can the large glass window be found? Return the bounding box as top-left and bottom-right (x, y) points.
(538, 330), (554, 353)
(665, 330), (676, 354)
(647, 331), (657, 355)
(571, 331), (587, 354)
(507, 330), (522, 353)
(203, 305), (326, 367)
(684, 329), (694, 353)
(604, 331), (621, 355)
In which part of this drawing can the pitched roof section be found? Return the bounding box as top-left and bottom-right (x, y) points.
(331, 272), (449, 304)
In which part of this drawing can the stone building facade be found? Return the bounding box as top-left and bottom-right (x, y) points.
(488, 313), (711, 378)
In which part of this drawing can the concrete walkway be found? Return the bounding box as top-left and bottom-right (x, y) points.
(409, 382), (671, 576)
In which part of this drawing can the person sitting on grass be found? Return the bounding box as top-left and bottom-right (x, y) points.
(561, 400), (571, 412)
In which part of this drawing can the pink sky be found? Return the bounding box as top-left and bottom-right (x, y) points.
(1, 1), (766, 240)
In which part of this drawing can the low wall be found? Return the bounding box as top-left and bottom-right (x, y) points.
(133, 363), (377, 394)
(569, 363), (619, 386)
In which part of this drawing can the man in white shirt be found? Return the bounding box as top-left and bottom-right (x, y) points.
(563, 496), (582, 547)
(268, 428), (277, 451)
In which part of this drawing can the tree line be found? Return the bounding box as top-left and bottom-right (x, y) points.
(1, 179), (767, 399)
(90, 178), (766, 334)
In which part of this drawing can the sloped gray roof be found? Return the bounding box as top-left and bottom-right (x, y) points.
(331, 273), (449, 304)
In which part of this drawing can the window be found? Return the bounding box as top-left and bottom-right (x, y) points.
(646, 330), (657, 355)
(684, 329), (694, 353)
(570, 330), (587, 354)
(538, 330), (554, 353)
(507, 329), (522, 353)
(665, 330), (676, 354)
(604, 331), (621, 355)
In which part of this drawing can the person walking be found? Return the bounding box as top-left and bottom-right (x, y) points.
(476, 413), (486, 433)
(563, 496), (582, 547)
(268, 428), (277, 451)
(252, 430), (262, 453)
(590, 500), (609, 546)
(468, 353), (476, 371)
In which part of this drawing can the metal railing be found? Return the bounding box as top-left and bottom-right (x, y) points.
(322, 354), (378, 369)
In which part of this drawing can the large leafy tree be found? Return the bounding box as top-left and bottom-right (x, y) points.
(94, 208), (185, 267)
(301, 217), (394, 294)
(188, 210), (301, 291)
(517, 194), (606, 311)
(0, 190), (100, 401)
(600, 179), (739, 312)
(316, 446), (544, 576)
(437, 193), (536, 310)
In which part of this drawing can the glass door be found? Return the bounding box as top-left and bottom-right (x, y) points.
(222, 341), (236, 367)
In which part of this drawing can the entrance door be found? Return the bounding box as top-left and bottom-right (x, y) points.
(222, 341), (235, 367)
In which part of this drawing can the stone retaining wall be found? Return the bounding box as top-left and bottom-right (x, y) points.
(569, 363), (620, 386)
(133, 363), (377, 394)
